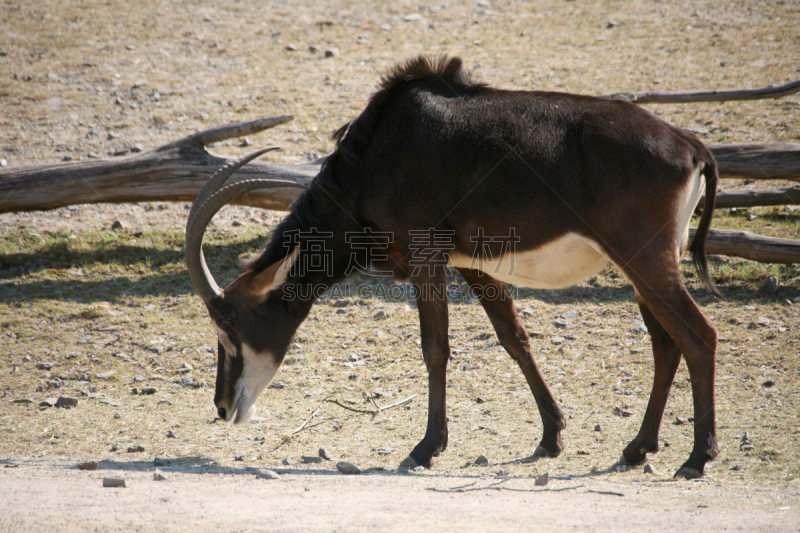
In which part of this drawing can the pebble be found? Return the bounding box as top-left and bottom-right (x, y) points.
(594, 424), (602, 432)
(302, 456), (322, 464)
(103, 478), (126, 488)
(111, 220), (125, 230)
(55, 396), (78, 409)
(255, 469), (279, 480)
(554, 319), (568, 328)
(336, 308), (349, 314)
(763, 276), (778, 290)
(373, 310), (387, 319)
(675, 416), (689, 425)
(474, 455), (489, 466)
(324, 48), (339, 58)
(284, 43), (298, 51)
(282, 457), (296, 466)
(318, 448), (332, 460)
(634, 322), (648, 333)
(12, 398), (33, 404)
(475, 396), (487, 404)
(272, 382), (287, 389)
(78, 461), (99, 471)
(614, 406), (633, 417)
(495, 469), (510, 477)
(153, 471), (167, 481)
(181, 379), (200, 388)
(755, 317), (770, 327)
(535, 472), (549, 486)
(97, 371), (115, 379)
(234, 454), (245, 461)
(562, 310), (578, 319)
(39, 398), (57, 408)
(550, 336), (564, 345)
(336, 461), (361, 474)
(520, 307), (534, 316)
(127, 445), (145, 453)
(131, 227), (145, 237)
(167, 430), (176, 438)
(643, 464), (660, 475)
(36, 362), (54, 370)
(153, 458), (169, 466)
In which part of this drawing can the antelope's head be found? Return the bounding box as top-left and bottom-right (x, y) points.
(185, 148), (308, 424)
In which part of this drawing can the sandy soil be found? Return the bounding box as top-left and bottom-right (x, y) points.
(1, 456), (798, 533)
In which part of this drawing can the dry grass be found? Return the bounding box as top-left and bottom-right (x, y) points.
(1, 0), (799, 489)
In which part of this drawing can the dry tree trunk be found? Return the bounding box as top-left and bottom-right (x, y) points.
(690, 228), (800, 265)
(600, 79), (800, 103)
(0, 116), (315, 214)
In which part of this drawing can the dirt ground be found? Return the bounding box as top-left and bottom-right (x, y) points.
(1, 456), (798, 533)
(2, 0), (800, 531)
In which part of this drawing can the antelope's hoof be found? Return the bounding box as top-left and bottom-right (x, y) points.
(674, 467), (702, 480)
(533, 444), (560, 458)
(399, 455), (420, 469)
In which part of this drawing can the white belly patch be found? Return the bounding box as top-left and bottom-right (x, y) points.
(449, 232), (610, 289)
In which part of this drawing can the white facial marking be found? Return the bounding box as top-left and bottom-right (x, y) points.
(256, 247), (301, 298)
(450, 232), (609, 289)
(676, 164), (705, 255)
(215, 326), (280, 424)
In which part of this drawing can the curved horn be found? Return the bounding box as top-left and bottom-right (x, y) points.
(186, 171), (309, 303)
(187, 146), (279, 228)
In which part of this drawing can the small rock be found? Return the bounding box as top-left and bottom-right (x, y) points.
(373, 310), (387, 319)
(375, 448), (394, 456)
(284, 43), (297, 51)
(535, 472), (549, 486)
(403, 13), (424, 21)
(348, 353), (359, 362)
(594, 424), (602, 432)
(475, 396), (487, 404)
(730, 464), (742, 471)
(336, 308), (349, 315)
(110, 444), (121, 452)
(755, 316), (771, 327)
(554, 319), (568, 328)
(474, 455), (489, 466)
(272, 382), (287, 389)
(55, 396), (78, 409)
(111, 220), (125, 231)
(127, 445), (145, 453)
(78, 461), (99, 471)
(336, 461), (361, 474)
(520, 307), (534, 316)
(550, 336), (564, 345)
(12, 398), (34, 404)
(762, 379), (775, 388)
(113, 413), (121, 419)
(131, 226), (145, 237)
(496, 469), (510, 477)
(763, 276), (778, 290)
(153, 458), (169, 467)
(309, 44), (321, 53)
(141, 386), (157, 395)
(643, 464), (660, 475)
(103, 478), (126, 488)
(412, 465), (425, 472)
(634, 322), (648, 333)
(562, 310), (578, 319)
(324, 48), (339, 58)
(318, 448), (332, 460)
(613, 406), (633, 417)
(39, 398), (57, 408)
(234, 454), (245, 461)
(97, 371), (115, 379)
(282, 457), (296, 466)
(153, 471), (167, 481)
(255, 469), (280, 480)
(37, 362), (54, 370)
(166, 430), (176, 438)
(181, 379), (200, 389)
(302, 456), (322, 464)
(675, 416), (689, 425)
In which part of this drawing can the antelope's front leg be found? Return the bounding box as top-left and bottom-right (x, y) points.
(400, 269), (450, 469)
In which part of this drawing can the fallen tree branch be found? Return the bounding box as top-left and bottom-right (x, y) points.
(704, 185), (800, 209)
(0, 116), (316, 214)
(600, 79), (800, 103)
(427, 481), (585, 493)
(690, 227), (800, 264)
(710, 143), (800, 182)
(325, 394), (417, 416)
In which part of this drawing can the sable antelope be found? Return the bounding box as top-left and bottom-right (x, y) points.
(186, 56), (719, 479)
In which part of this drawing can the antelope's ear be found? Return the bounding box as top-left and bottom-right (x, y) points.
(250, 247), (300, 298)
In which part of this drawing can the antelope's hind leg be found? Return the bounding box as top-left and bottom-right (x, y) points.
(620, 253), (718, 479)
(459, 268), (566, 458)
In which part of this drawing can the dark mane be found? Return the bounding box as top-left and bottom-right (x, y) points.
(245, 55), (479, 273)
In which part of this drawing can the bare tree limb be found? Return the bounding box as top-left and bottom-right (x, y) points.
(600, 79), (800, 103)
(0, 116), (315, 214)
(704, 185), (800, 209)
(690, 227), (800, 264)
(710, 143), (800, 182)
